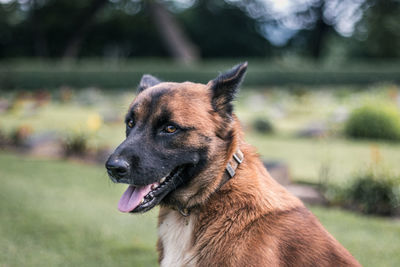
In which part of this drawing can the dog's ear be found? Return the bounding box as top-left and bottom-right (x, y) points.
(137, 74), (161, 93)
(208, 62), (247, 116)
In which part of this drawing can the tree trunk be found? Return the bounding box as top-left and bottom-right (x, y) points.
(30, 0), (48, 57)
(62, 0), (108, 59)
(309, 2), (329, 60)
(147, 0), (199, 64)
(310, 17), (328, 59)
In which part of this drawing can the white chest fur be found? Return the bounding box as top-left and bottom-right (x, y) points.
(158, 211), (196, 267)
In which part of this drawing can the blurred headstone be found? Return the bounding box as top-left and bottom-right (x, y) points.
(77, 88), (105, 106)
(33, 90), (51, 107)
(264, 160), (326, 205)
(26, 132), (62, 157)
(285, 184), (326, 205)
(331, 106), (349, 123)
(0, 98), (10, 113)
(59, 86), (74, 103)
(297, 122), (327, 138)
(264, 161), (291, 186)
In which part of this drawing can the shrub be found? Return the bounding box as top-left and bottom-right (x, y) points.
(253, 117), (274, 134)
(344, 104), (400, 141)
(10, 125), (33, 147)
(62, 131), (89, 157)
(2, 60), (400, 89)
(326, 169), (400, 216)
(346, 172), (400, 215)
(0, 128), (9, 147)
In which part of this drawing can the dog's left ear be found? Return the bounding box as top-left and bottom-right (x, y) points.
(137, 74), (161, 93)
(208, 62), (247, 116)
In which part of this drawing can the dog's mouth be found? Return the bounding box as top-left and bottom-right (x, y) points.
(118, 166), (185, 213)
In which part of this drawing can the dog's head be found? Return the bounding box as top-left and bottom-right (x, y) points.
(106, 63), (247, 213)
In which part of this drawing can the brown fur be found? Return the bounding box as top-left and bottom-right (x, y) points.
(127, 73), (360, 266)
(186, 141), (358, 266)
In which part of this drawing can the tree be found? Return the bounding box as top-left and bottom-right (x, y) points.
(30, 0), (49, 57)
(146, 0), (199, 63)
(354, 0), (400, 58)
(280, 0), (337, 60)
(178, 0), (272, 58)
(63, 0), (109, 58)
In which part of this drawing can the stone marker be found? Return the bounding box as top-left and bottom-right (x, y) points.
(264, 161), (291, 186)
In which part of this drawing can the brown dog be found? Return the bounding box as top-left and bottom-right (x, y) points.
(106, 63), (361, 266)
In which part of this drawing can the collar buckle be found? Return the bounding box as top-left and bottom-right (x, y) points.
(226, 162), (236, 178)
(224, 148), (244, 179)
(233, 150), (244, 164)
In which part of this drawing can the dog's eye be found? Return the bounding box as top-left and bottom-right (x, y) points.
(164, 125), (177, 134)
(127, 120), (134, 128)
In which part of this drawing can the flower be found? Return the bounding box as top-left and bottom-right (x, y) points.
(87, 113), (103, 132)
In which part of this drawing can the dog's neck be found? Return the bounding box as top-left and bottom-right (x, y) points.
(176, 148), (244, 217)
(218, 148), (244, 189)
(219, 117), (245, 185)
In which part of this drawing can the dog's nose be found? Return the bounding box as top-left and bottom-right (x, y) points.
(105, 158), (130, 180)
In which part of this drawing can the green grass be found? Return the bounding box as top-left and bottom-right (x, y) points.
(0, 152), (158, 267)
(0, 152), (400, 266)
(246, 134), (400, 183)
(310, 206), (400, 267)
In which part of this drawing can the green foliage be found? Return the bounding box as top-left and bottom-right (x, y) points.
(345, 104), (400, 141)
(1, 60), (400, 89)
(10, 125), (33, 146)
(354, 0), (400, 58)
(1, 0), (400, 61)
(324, 166), (400, 216)
(253, 117), (274, 134)
(0, 0), (270, 59)
(0, 128), (8, 147)
(62, 131), (89, 157)
(180, 0), (271, 57)
(346, 172), (400, 215)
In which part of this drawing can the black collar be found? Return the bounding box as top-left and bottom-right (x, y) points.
(177, 148), (244, 217)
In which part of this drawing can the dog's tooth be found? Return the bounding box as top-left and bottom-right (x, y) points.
(140, 198), (144, 204)
(151, 183), (159, 190)
(160, 177), (166, 184)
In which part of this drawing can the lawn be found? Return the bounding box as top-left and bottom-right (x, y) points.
(0, 152), (400, 266)
(0, 152), (158, 267)
(246, 134), (400, 183)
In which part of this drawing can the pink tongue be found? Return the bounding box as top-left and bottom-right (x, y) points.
(118, 184), (153, 213)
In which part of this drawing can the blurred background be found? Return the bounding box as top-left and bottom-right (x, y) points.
(0, 0), (400, 266)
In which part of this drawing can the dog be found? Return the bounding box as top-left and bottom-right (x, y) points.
(105, 63), (361, 266)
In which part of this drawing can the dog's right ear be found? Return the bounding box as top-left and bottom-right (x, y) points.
(137, 74), (161, 93)
(208, 62), (247, 117)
